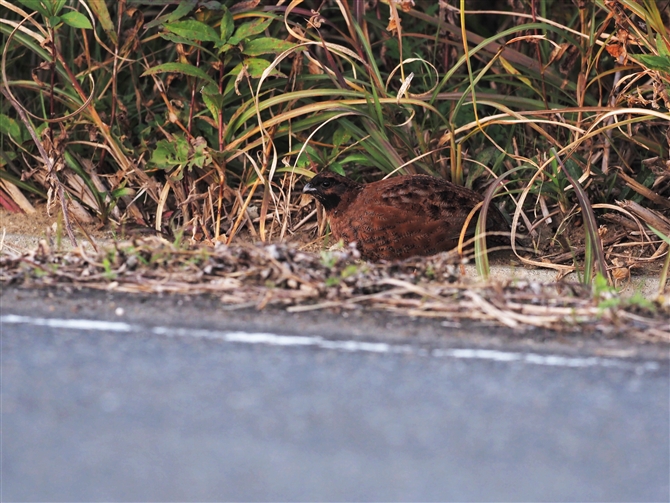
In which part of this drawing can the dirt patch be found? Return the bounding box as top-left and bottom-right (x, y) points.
(1, 204), (59, 236)
(1, 204), (114, 251)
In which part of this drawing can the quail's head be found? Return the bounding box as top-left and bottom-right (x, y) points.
(302, 172), (360, 211)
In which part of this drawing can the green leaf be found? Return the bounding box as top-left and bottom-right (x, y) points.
(293, 143), (320, 168)
(188, 137), (211, 169)
(163, 19), (220, 43)
(0, 114), (22, 142)
(475, 146), (497, 167)
(329, 162), (346, 176)
(649, 226), (670, 246)
(167, 1), (197, 22)
(228, 18), (273, 45)
(220, 7), (234, 42)
(636, 54), (670, 72)
(241, 37), (296, 56)
(16, 0), (50, 18)
(158, 32), (218, 58)
(339, 153), (370, 165)
(228, 58), (276, 78)
(60, 11), (93, 29)
(150, 136), (189, 169)
(201, 83), (223, 119)
(273, 166), (320, 178)
(141, 62), (216, 86)
(48, 15), (61, 27)
(332, 128), (351, 148)
(0, 151), (18, 167)
(52, 0), (67, 16)
(111, 187), (135, 198)
(217, 43), (233, 55)
(657, 34), (670, 58)
(88, 0), (116, 43)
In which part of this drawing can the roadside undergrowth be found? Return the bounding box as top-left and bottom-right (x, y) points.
(1, 0), (669, 288)
(1, 236), (668, 341)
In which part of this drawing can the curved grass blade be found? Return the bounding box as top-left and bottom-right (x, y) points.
(550, 148), (608, 285)
(648, 226), (670, 300)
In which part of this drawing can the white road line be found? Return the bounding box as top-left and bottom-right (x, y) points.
(1, 314), (133, 332)
(1, 314), (662, 372)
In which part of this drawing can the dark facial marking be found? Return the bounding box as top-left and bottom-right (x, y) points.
(304, 173), (360, 212)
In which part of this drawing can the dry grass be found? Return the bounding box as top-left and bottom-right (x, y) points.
(1, 236), (668, 342)
(1, 0), (669, 287)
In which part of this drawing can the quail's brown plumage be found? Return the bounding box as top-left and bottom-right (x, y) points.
(303, 172), (509, 261)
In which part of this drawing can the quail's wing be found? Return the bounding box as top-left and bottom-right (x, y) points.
(340, 201), (469, 259)
(369, 176), (481, 224)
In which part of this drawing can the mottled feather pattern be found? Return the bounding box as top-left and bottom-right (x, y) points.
(303, 172), (509, 261)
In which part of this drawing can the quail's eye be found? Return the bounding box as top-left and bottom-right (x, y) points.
(321, 180), (331, 188)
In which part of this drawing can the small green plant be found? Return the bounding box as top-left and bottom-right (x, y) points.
(324, 262), (361, 287)
(593, 271), (617, 306)
(101, 257), (116, 280)
(594, 271), (657, 313)
(340, 264), (360, 279)
(325, 276), (340, 287)
(319, 250), (337, 269)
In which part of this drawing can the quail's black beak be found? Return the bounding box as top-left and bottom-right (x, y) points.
(303, 182), (316, 193)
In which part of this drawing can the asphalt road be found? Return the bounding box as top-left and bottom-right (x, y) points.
(1, 287), (669, 501)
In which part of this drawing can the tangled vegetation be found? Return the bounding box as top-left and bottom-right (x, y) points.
(1, 0), (669, 289)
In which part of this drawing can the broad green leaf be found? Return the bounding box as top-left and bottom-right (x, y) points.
(61, 11), (93, 29)
(636, 54), (670, 72)
(294, 143), (319, 168)
(328, 162), (346, 176)
(332, 128), (351, 148)
(158, 32), (218, 58)
(217, 43), (233, 55)
(144, 14), (171, 31)
(242, 38), (296, 56)
(201, 83), (223, 119)
(657, 34), (670, 58)
(151, 136), (189, 169)
(16, 0), (50, 17)
(228, 58), (274, 78)
(0, 115), (22, 142)
(52, 0), (67, 16)
(220, 7), (234, 42)
(48, 15), (61, 27)
(142, 62), (216, 86)
(167, 1), (197, 22)
(88, 0), (116, 43)
(163, 19), (220, 43)
(228, 18), (273, 45)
